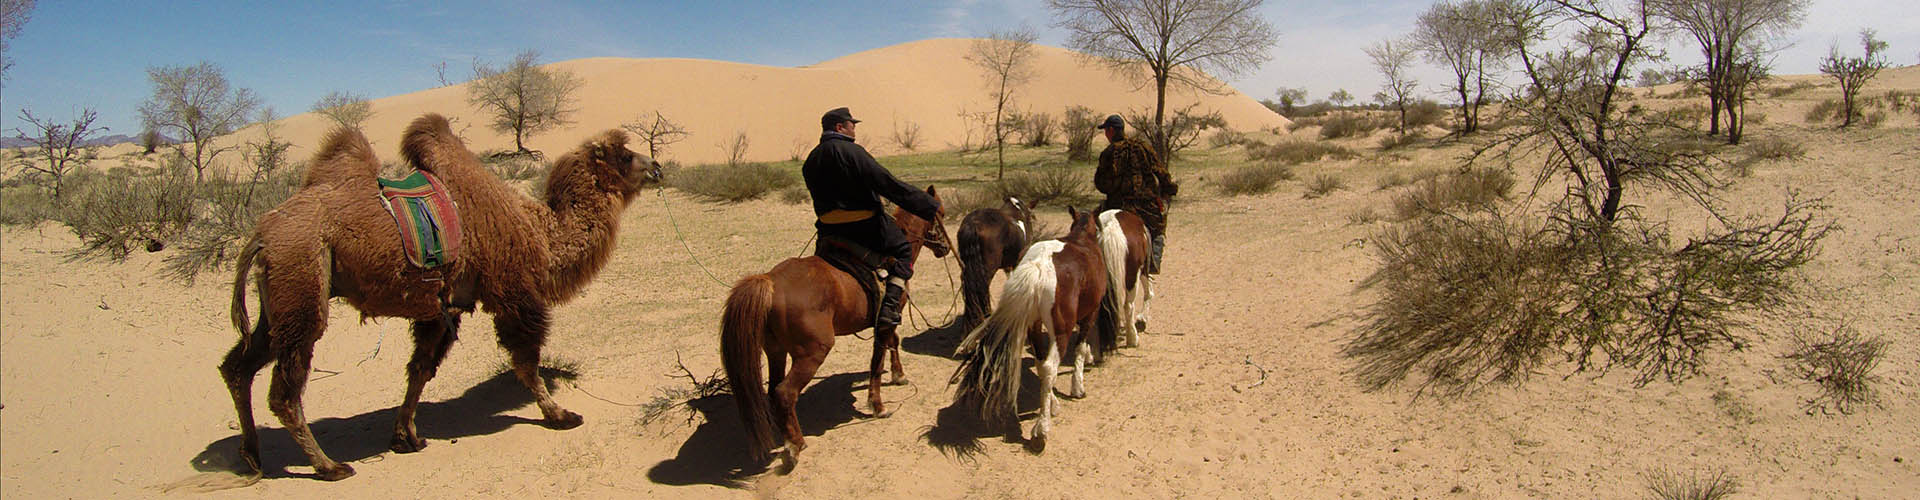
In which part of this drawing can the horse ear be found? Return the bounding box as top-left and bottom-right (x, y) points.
(926, 185), (937, 197)
(1068, 206), (1080, 219)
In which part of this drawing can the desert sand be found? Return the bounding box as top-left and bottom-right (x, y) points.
(2, 44), (1917, 498)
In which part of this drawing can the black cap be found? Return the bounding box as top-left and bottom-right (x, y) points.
(822, 107), (861, 129)
(1095, 114), (1124, 130)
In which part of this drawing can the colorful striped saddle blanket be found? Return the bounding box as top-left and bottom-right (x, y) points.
(376, 171), (463, 269)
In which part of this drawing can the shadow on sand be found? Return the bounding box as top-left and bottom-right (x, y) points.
(184, 367), (578, 482)
(645, 371), (867, 488)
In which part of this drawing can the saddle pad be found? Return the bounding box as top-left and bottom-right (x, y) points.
(377, 170), (463, 269)
(815, 235), (887, 327)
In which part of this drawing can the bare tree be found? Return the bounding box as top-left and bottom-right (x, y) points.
(138, 62), (260, 184)
(968, 28), (1039, 181)
(433, 61), (452, 87)
(621, 110), (690, 158)
(0, 0), (30, 80)
(1413, 0), (1513, 134)
(468, 50), (584, 153)
(1819, 30), (1889, 129)
(1650, 0), (1807, 143)
(310, 91), (374, 130)
(1048, 0), (1277, 158)
(10, 107), (103, 201)
(1367, 38), (1420, 135)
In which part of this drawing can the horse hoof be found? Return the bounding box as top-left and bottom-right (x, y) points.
(887, 376), (910, 386)
(775, 448), (799, 474)
(1069, 389), (1087, 399)
(871, 406), (895, 419)
(1026, 433), (1048, 453)
(389, 434), (428, 453)
(544, 411), (585, 430)
(1135, 319), (1148, 332)
(315, 463), (355, 481)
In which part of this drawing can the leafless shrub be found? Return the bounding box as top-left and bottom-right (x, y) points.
(722, 131), (750, 167)
(1063, 106), (1098, 161)
(1644, 467), (1740, 500)
(1389, 167), (1513, 221)
(890, 120), (923, 152)
(1247, 141), (1357, 165)
(778, 184), (809, 205)
(59, 160), (195, 260)
(666, 162), (797, 203)
(1214, 162), (1295, 196)
(997, 164), (1092, 210)
(1303, 174), (1345, 199)
(1784, 327), (1889, 414)
(638, 356), (730, 427)
(1375, 172), (1412, 191)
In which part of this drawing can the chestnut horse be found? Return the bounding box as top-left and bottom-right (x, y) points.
(1094, 209), (1151, 358)
(956, 196), (1034, 331)
(720, 186), (951, 467)
(950, 207), (1107, 450)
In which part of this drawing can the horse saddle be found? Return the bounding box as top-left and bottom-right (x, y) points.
(815, 235), (889, 327)
(376, 170), (463, 269)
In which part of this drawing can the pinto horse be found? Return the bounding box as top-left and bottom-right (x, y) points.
(956, 196), (1035, 331)
(1094, 209), (1151, 359)
(720, 186), (951, 467)
(950, 207), (1107, 450)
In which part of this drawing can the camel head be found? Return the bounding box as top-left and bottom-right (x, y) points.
(547, 129), (665, 208)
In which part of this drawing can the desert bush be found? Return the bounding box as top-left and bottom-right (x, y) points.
(997, 164), (1092, 209)
(1377, 130), (1425, 150)
(1303, 174), (1345, 199)
(1862, 111), (1887, 128)
(1347, 207), (1383, 225)
(1063, 106), (1098, 162)
(1017, 112), (1056, 147)
(162, 168), (302, 281)
(1213, 162), (1295, 196)
(1765, 81), (1816, 98)
(939, 186), (1004, 222)
(1389, 167), (1513, 221)
(1743, 137), (1807, 163)
(1208, 129), (1248, 149)
(1404, 100), (1444, 129)
(890, 120), (923, 152)
(59, 163), (195, 259)
(1375, 172), (1411, 191)
(1318, 113), (1380, 139)
(666, 162), (798, 203)
(1247, 141), (1358, 165)
(1804, 99), (1842, 123)
(1347, 197), (1832, 395)
(1644, 468), (1740, 500)
(0, 185), (60, 225)
(479, 150), (544, 181)
(1784, 327), (1889, 414)
(777, 184), (809, 205)
(1745, 112), (1767, 125)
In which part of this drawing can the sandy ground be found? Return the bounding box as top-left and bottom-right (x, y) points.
(5, 66), (1920, 497)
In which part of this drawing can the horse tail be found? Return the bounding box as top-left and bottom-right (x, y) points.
(957, 231), (995, 332)
(230, 232), (265, 348)
(951, 241), (1063, 426)
(1095, 210), (1130, 354)
(720, 274), (778, 463)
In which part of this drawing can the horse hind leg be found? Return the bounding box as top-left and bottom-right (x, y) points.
(495, 305), (583, 429)
(219, 311), (275, 475)
(774, 349), (827, 468)
(1028, 335), (1062, 452)
(1069, 335), (1090, 399)
(391, 314), (461, 453)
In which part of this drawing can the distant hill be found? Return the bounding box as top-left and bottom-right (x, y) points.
(0, 133), (177, 150)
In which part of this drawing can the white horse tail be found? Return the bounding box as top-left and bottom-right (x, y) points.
(1096, 210), (1133, 352)
(951, 240), (1064, 426)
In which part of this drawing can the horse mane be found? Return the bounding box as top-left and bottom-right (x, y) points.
(300, 127), (380, 187)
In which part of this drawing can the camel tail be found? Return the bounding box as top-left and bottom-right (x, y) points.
(301, 127), (380, 187)
(400, 113), (467, 175)
(720, 274), (778, 463)
(1095, 210), (1130, 354)
(951, 240), (1062, 426)
(230, 233), (265, 347)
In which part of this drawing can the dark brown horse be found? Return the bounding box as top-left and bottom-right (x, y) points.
(720, 186), (951, 467)
(949, 207), (1107, 451)
(956, 196), (1034, 331)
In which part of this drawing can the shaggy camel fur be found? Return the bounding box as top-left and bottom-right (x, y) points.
(220, 114), (662, 482)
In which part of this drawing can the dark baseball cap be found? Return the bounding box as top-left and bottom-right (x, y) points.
(822, 107), (861, 128)
(1095, 114), (1124, 130)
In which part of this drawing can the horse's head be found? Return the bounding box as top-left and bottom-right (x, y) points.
(908, 185), (953, 259)
(1003, 196), (1034, 229)
(547, 129), (665, 207)
(1064, 205), (1101, 244)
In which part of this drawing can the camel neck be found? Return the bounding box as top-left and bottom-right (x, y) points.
(542, 182), (623, 303)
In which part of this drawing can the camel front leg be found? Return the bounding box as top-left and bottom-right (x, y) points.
(495, 305), (582, 429)
(392, 314), (460, 453)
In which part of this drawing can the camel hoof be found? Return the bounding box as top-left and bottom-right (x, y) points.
(544, 411), (585, 430)
(315, 463), (355, 481)
(389, 434), (428, 454)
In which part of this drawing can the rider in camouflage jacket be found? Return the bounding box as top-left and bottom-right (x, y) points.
(1092, 115), (1176, 273)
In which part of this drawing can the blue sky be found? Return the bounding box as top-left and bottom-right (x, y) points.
(3, 0), (1914, 136)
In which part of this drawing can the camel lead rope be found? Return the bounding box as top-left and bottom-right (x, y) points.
(657, 187), (734, 289)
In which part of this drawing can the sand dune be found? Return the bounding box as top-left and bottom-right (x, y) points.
(226, 38), (1288, 166)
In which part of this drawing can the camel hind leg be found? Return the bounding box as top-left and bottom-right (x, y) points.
(494, 304), (583, 429)
(219, 310), (274, 474)
(391, 314), (461, 453)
